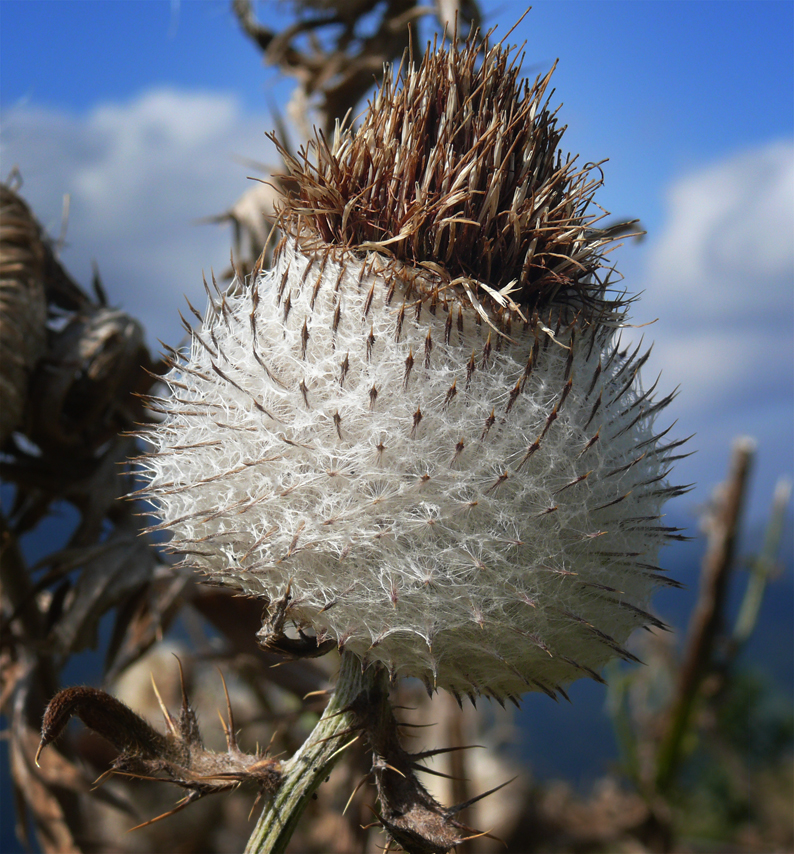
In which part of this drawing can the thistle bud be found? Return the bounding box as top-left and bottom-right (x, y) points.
(141, 36), (685, 701)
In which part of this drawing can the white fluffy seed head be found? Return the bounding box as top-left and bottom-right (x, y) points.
(140, 35), (685, 700)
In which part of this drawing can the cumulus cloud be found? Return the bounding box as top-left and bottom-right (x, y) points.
(644, 141), (793, 323)
(631, 141), (794, 515)
(1, 88), (277, 346)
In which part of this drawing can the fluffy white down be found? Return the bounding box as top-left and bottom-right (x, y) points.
(144, 238), (676, 698)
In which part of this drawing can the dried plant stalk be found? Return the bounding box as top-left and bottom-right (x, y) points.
(655, 437), (755, 792)
(0, 184), (48, 444)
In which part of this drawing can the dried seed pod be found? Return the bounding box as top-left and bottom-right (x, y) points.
(141, 35), (685, 700)
(0, 185), (48, 445)
(28, 307), (150, 455)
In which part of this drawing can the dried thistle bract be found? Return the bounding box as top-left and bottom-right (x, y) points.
(276, 35), (635, 321)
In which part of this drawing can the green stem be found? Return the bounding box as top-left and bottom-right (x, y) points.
(245, 650), (384, 854)
(732, 477), (791, 649)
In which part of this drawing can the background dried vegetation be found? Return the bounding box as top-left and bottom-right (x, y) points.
(1, 2), (791, 853)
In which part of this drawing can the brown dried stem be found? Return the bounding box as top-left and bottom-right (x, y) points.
(655, 436), (755, 792)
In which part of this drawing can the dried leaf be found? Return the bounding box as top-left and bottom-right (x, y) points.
(104, 572), (187, 679)
(9, 670), (130, 854)
(27, 306), (152, 456)
(0, 183), (48, 445)
(48, 523), (159, 654)
(232, 0), (480, 138)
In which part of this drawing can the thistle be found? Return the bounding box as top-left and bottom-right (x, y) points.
(142, 34), (685, 704)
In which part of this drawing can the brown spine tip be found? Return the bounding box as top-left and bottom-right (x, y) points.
(300, 319), (309, 359)
(363, 282), (375, 318)
(505, 379), (522, 414)
(410, 406), (423, 438)
(481, 333), (492, 369)
(442, 380), (457, 410)
(481, 409), (496, 440)
(276, 266), (289, 304)
(584, 391), (602, 430)
(518, 438), (541, 471)
(484, 472), (509, 494)
(339, 353), (349, 386)
(385, 275), (397, 306)
(403, 349), (414, 389)
(466, 352), (476, 388)
(395, 302), (406, 342)
(366, 326), (376, 361)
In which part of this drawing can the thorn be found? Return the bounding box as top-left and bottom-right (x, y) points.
(343, 773), (370, 815)
(411, 744), (484, 762)
(403, 349), (414, 389)
(409, 763), (462, 780)
(302, 689), (331, 701)
(411, 406), (423, 438)
(150, 674), (178, 737)
(248, 791), (263, 821)
(217, 669), (238, 751)
(376, 761), (406, 778)
(446, 777), (517, 816)
(127, 794), (198, 832)
(460, 826), (499, 846)
(89, 768), (115, 790)
(326, 735), (360, 764)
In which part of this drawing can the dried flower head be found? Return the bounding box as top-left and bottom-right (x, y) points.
(141, 35), (685, 701)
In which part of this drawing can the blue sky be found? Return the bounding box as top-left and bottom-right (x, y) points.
(1, 0), (793, 528)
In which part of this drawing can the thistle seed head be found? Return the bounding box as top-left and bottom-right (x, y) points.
(140, 34), (684, 700)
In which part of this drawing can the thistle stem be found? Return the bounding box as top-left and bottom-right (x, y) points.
(245, 651), (384, 854)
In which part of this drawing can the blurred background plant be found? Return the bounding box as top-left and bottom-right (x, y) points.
(1, 2), (791, 853)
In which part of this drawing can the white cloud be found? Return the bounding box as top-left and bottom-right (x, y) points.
(1, 89), (277, 347)
(637, 140), (793, 401)
(644, 141), (794, 323)
(631, 141), (794, 518)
